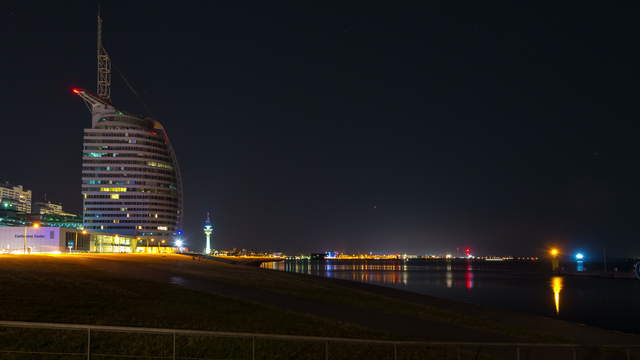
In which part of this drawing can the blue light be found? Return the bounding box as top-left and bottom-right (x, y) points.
(575, 252), (584, 260)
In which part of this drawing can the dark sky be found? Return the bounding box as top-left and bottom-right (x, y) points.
(1, 2), (639, 256)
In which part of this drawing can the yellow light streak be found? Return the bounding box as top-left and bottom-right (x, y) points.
(551, 276), (563, 314)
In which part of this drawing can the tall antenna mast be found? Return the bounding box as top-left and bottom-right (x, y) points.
(97, 7), (111, 101)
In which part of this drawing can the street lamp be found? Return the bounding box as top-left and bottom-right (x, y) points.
(74, 230), (89, 252)
(24, 223), (40, 254)
(549, 248), (560, 272)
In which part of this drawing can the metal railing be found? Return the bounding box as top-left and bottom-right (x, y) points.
(0, 320), (638, 359)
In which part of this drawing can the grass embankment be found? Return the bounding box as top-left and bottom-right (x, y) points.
(0, 254), (365, 338)
(0, 254), (638, 359)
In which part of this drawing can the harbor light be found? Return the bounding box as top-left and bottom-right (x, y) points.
(549, 248), (560, 272)
(575, 252), (584, 260)
(175, 239), (183, 248)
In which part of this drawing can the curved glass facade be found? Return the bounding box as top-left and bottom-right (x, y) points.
(81, 110), (183, 245)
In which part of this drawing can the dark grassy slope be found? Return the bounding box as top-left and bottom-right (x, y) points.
(0, 254), (638, 345)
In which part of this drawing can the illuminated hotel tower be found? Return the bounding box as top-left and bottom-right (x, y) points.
(75, 12), (183, 246)
(204, 212), (213, 254)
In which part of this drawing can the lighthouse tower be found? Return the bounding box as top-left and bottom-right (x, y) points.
(203, 212), (213, 255)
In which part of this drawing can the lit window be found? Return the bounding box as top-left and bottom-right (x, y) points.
(110, 194), (120, 199)
(100, 187), (127, 192)
(146, 161), (173, 170)
(157, 226), (168, 231)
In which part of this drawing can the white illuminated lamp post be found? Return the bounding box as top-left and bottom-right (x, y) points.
(203, 212), (213, 255)
(174, 229), (184, 253)
(175, 239), (184, 253)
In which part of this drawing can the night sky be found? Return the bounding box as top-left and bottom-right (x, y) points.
(1, 2), (639, 256)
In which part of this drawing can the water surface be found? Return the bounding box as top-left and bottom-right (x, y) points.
(262, 260), (640, 333)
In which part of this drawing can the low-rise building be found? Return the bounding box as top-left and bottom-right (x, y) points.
(33, 201), (78, 217)
(0, 226), (177, 254)
(0, 182), (32, 214)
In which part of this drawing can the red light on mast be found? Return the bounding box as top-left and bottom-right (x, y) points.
(464, 248), (472, 256)
(72, 88), (82, 94)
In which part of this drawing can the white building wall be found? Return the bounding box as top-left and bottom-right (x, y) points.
(0, 227), (61, 253)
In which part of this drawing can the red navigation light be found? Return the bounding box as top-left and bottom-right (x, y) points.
(464, 248), (472, 256)
(72, 88), (82, 94)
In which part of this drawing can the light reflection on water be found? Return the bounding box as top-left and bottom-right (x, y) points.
(276, 261), (472, 288)
(465, 262), (473, 289)
(263, 260), (640, 333)
(551, 276), (563, 315)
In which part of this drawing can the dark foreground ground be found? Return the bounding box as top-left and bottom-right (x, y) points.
(0, 254), (638, 359)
